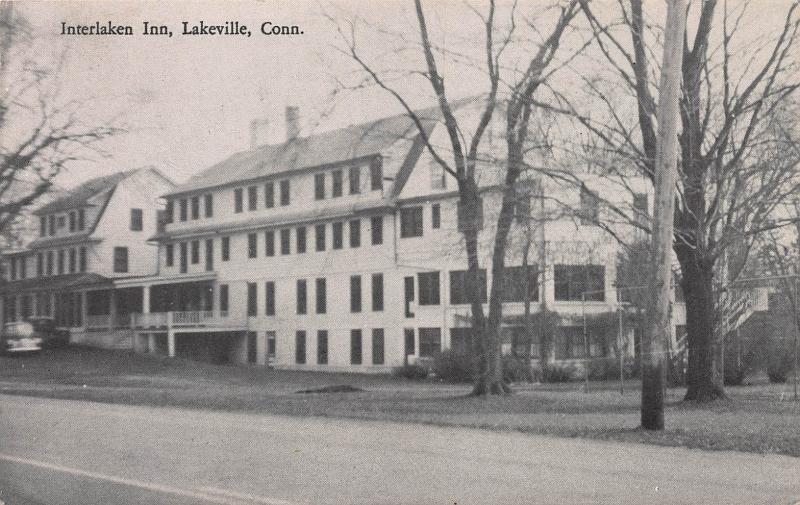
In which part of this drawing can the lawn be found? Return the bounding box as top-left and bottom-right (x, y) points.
(1, 346), (798, 457)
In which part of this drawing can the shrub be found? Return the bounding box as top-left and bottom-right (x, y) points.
(543, 362), (578, 383)
(392, 363), (429, 380)
(587, 357), (636, 381)
(431, 350), (473, 383)
(503, 354), (536, 383)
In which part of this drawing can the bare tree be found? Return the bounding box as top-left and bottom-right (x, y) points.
(562, 0), (800, 401)
(336, 0), (581, 394)
(0, 2), (120, 233)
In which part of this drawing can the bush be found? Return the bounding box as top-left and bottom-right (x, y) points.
(587, 357), (636, 381)
(543, 362), (578, 383)
(431, 350), (473, 383)
(392, 363), (429, 380)
(767, 349), (793, 383)
(503, 354), (536, 383)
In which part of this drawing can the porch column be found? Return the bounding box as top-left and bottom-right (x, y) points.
(15, 296), (21, 322)
(109, 290), (117, 329)
(50, 292), (56, 318)
(30, 293), (38, 317)
(142, 286), (150, 314)
(80, 291), (88, 328)
(167, 330), (176, 357)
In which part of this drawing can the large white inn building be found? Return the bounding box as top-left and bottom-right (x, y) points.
(116, 100), (684, 371)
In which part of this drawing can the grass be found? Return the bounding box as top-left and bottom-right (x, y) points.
(1, 346), (798, 457)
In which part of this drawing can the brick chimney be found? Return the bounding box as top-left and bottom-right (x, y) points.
(285, 106), (300, 141)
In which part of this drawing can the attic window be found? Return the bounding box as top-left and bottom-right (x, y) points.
(57, 216), (66, 228)
(370, 158), (383, 191)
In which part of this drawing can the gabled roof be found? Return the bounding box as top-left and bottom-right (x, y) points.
(168, 104), (450, 197)
(34, 169), (136, 215)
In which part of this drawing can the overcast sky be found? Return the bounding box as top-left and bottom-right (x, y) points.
(12, 0), (794, 191)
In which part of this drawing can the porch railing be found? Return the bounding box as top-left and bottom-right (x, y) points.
(130, 310), (241, 329)
(85, 314), (112, 330)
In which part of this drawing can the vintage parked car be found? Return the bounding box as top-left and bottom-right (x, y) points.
(26, 316), (69, 349)
(2, 321), (43, 355)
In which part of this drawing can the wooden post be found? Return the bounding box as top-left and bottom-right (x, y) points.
(642, 0), (687, 431)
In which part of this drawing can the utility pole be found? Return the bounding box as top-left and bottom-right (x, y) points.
(641, 0), (687, 431)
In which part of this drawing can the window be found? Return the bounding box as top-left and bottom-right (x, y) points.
(316, 278), (326, 314)
(46, 251), (54, 276)
(431, 204), (441, 229)
(296, 279), (307, 314)
(579, 187), (599, 225)
(349, 166), (361, 195)
(372, 273), (384, 311)
(457, 198), (484, 231)
(48, 215), (56, 235)
(205, 239), (214, 271)
(317, 330), (329, 365)
(350, 275), (362, 313)
(9, 258), (16, 280)
(165, 201), (174, 224)
(36, 253), (43, 277)
(264, 182), (275, 208)
(265, 281), (275, 316)
(57, 216), (65, 229)
(78, 209), (85, 230)
(131, 209), (144, 230)
(18, 257), (25, 279)
(40, 216), (47, 236)
(315, 224), (326, 251)
(370, 157), (383, 191)
(296, 226), (307, 253)
(332, 222), (344, 249)
(404, 276), (415, 318)
(79, 247), (87, 273)
(502, 265), (538, 302)
(57, 250), (65, 274)
(314, 173), (325, 200)
(180, 199), (188, 221)
(280, 229), (291, 255)
(372, 329), (385, 365)
(350, 329), (363, 365)
(449, 269), (488, 305)
(418, 271), (440, 305)
(248, 233), (257, 258)
(204, 194), (214, 218)
(234, 188), (244, 213)
(180, 242), (188, 273)
(221, 236), (230, 261)
(113, 247), (128, 273)
(404, 328), (415, 356)
(266, 331), (276, 362)
(265, 230), (275, 257)
(295, 331), (307, 364)
(554, 264), (605, 301)
(332, 170), (343, 197)
(419, 328), (442, 357)
(248, 185), (258, 211)
(633, 192), (648, 226)
(247, 282), (257, 317)
(279, 180), (290, 206)
(349, 219), (361, 248)
(166, 244), (174, 267)
(400, 207), (423, 238)
(191, 196), (200, 220)
(69, 211), (76, 232)
(219, 284), (229, 312)
(69, 249), (76, 273)
(247, 332), (258, 364)
(430, 162), (447, 189)
(371, 216), (383, 245)
(191, 240), (200, 264)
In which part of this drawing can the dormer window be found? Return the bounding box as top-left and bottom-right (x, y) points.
(280, 180), (290, 206)
(349, 166), (360, 195)
(56, 216), (66, 229)
(48, 215), (56, 235)
(179, 199), (188, 221)
(78, 209), (86, 230)
(191, 196), (200, 220)
(165, 200), (174, 224)
(332, 170), (343, 198)
(40, 216), (47, 236)
(69, 211), (77, 232)
(370, 157), (383, 191)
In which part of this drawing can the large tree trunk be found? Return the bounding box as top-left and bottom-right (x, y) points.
(677, 245), (726, 401)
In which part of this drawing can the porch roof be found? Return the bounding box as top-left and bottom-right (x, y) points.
(0, 272), (112, 294)
(113, 271), (216, 288)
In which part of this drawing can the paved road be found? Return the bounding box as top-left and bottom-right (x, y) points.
(0, 394), (798, 505)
